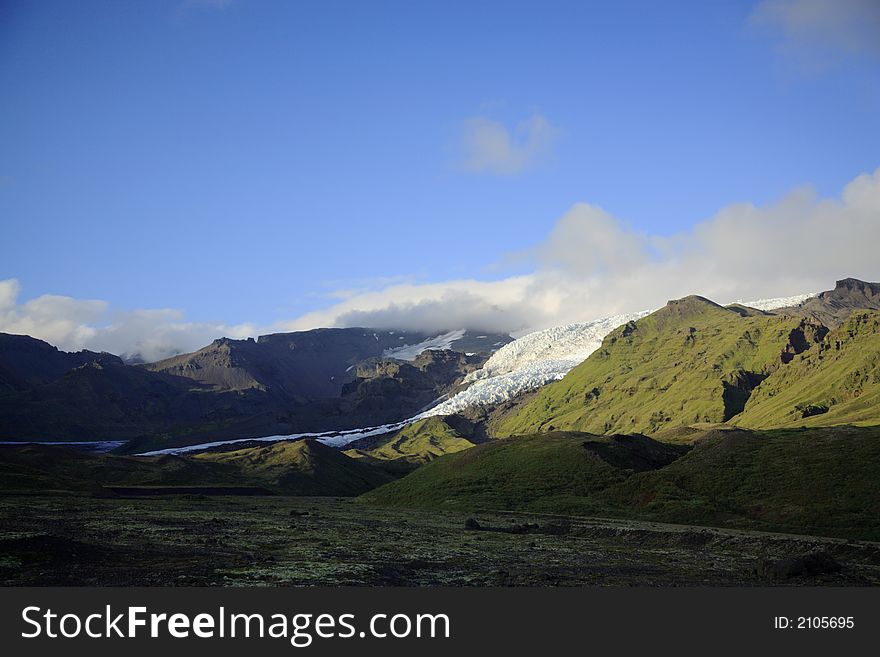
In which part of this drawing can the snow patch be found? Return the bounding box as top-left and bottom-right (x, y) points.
(135, 422), (409, 456)
(733, 292), (818, 311)
(382, 329), (466, 361)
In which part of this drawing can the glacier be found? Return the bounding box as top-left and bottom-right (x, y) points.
(413, 292), (818, 421)
(412, 311), (653, 418)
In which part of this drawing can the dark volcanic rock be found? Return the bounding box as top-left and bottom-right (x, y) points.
(758, 551), (842, 580)
(0, 333), (109, 391)
(0, 328), (510, 451)
(776, 278), (880, 328)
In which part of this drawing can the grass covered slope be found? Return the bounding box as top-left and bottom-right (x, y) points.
(734, 311), (880, 428)
(362, 432), (686, 515)
(603, 425), (880, 539)
(496, 296), (815, 437)
(0, 439), (393, 497)
(362, 426), (880, 540)
(344, 417), (476, 466)
(193, 439), (393, 495)
(0, 445), (243, 494)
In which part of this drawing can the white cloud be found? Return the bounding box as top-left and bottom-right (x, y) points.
(3, 167), (879, 357)
(281, 167), (880, 333)
(278, 276), (539, 335)
(457, 114), (559, 175)
(0, 284), (254, 363)
(0, 281), (106, 349)
(751, 0), (880, 64)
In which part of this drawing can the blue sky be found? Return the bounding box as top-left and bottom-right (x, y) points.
(1, 0), (879, 358)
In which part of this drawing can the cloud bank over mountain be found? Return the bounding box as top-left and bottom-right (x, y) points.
(2, 167), (878, 360)
(283, 166), (880, 333)
(0, 280), (255, 362)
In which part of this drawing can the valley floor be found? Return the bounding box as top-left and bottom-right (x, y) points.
(1, 494), (879, 586)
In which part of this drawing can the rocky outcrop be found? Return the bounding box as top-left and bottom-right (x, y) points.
(776, 278), (880, 328)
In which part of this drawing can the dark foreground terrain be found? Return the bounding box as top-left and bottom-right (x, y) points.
(1, 494), (878, 586)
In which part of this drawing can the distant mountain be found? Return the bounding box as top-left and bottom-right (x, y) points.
(142, 328), (510, 398)
(0, 333), (109, 391)
(0, 327), (511, 449)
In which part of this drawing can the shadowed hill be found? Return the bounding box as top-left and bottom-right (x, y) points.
(362, 426), (880, 540)
(0, 328), (509, 449)
(362, 431), (687, 513)
(143, 329), (510, 398)
(0, 333), (110, 391)
(0, 438), (393, 496)
(598, 425), (880, 539)
(0, 444), (242, 493)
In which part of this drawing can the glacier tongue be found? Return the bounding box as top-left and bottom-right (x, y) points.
(415, 311), (653, 418)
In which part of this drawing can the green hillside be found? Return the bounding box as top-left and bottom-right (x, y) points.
(362, 432), (685, 515)
(734, 311), (880, 428)
(496, 297), (816, 437)
(344, 417), (476, 466)
(600, 425), (880, 539)
(362, 426), (880, 540)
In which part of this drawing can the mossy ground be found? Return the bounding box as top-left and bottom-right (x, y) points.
(2, 494), (878, 586)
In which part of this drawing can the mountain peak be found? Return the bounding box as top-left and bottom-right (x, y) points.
(777, 277), (880, 328)
(832, 278), (880, 296)
(665, 295), (723, 309)
(655, 295), (727, 320)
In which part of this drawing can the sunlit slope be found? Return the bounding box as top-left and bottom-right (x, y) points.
(194, 439), (393, 495)
(344, 417), (476, 465)
(496, 297), (814, 436)
(734, 311), (880, 428)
